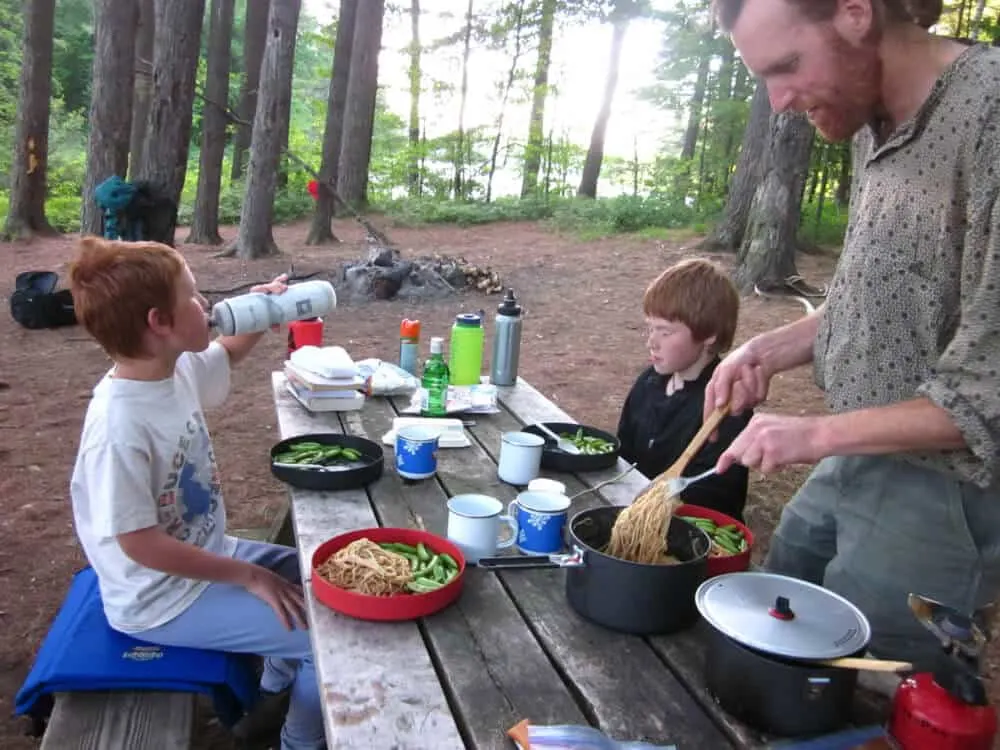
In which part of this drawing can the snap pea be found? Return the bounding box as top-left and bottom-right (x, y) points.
(378, 542), (461, 595)
(677, 515), (748, 557)
(558, 428), (616, 455)
(274, 442), (363, 466)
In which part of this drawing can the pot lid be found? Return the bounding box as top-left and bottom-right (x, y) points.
(695, 572), (871, 660)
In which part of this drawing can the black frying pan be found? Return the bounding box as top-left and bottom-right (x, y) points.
(269, 433), (383, 491)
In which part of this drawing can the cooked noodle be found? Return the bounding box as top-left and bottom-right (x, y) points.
(316, 538), (413, 596)
(604, 493), (682, 565)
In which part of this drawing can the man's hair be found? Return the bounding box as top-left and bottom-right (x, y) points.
(642, 258), (740, 354)
(713, 0), (942, 33)
(69, 236), (185, 360)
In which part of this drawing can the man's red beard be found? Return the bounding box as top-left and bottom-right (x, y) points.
(807, 28), (883, 142)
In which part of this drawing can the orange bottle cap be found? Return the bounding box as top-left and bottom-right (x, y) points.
(400, 319), (421, 337)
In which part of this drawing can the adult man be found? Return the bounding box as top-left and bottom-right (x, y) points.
(706, 0), (1000, 668)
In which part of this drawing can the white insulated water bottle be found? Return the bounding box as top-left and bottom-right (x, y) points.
(209, 279), (337, 337)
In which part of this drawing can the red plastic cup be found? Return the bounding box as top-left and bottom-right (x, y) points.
(287, 317), (324, 357)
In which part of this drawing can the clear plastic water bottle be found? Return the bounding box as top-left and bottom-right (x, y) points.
(209, 280), (337, 337)
(490, 289), (522, 386)
(420, 336), (449, 417)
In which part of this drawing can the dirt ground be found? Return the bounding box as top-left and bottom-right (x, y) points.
(0, 218), (992, 747)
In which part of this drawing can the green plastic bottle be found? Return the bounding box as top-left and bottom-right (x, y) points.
(421, 336), (450, 417)
(448, 312), (484, 386)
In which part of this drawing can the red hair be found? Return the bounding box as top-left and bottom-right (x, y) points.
(68, 236), (185, 359)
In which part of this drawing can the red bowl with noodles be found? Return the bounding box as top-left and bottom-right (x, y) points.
(310, 527), (466, 622)
(675, 504), (753, 577)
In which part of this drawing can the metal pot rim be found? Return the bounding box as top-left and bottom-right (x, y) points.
(568, 507), (710, 568)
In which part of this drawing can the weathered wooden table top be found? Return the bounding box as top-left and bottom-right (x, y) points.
(270, 371), (888, 750)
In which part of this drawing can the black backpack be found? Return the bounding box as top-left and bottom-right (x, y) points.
(10, 271), (77, 330)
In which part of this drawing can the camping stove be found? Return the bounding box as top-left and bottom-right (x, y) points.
(888, 593), (997, 750)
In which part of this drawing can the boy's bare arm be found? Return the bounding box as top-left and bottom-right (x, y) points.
(117, 526), (307, 629)
(218, 331), (267, 366)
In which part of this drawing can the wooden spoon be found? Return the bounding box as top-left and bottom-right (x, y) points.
(819, 657), (914, 673)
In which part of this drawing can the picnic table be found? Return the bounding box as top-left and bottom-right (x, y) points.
(270, 371), (889, 749)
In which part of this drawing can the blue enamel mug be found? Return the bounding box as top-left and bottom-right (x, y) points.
(508, 490), (571, 555)
(395, 425), (439, 479)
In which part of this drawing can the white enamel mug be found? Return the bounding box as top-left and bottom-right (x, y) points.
(446, 494), (518, 563)
(497, 431), (545, 485)
(527, 478), (567, 496)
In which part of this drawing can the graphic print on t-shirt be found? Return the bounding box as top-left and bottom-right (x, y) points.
(156, 413), (222, 545)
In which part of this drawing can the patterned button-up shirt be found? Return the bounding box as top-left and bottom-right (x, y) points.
(814, 44), (1000, 488)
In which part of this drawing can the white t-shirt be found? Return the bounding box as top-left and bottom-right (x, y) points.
(70, 342), (239, 633)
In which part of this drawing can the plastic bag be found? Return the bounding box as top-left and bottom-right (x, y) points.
(356, 358), (420, 397)
(400, 383), (500, 415)
(507, 720), (676, 750)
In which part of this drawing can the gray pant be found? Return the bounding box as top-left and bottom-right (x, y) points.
(764, 455), (1000, 670)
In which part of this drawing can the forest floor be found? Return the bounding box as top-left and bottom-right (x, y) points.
(0, 218), (994, 748)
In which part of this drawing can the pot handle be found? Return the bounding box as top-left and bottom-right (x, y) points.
(477, 545), (585, 569)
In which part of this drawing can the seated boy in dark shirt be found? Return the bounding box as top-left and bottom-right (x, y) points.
(617, 258), (752, 521)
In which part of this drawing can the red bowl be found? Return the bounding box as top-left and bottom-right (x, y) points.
(310, 527), (466, 622)
(675, 504), (754, 577)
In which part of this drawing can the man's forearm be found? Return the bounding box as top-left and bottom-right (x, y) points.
(118, 527), (253, 586)
(753, 304), (824, 376)
(218, 331), (266, 366)
(818, 397), (966, 457)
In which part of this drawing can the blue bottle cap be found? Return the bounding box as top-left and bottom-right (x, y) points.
(455, 313), (482, 327)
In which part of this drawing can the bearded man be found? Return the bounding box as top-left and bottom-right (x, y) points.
(704, 0), (1000, 670)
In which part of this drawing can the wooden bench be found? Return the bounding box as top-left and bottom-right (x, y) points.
(40, 691), (194, 750)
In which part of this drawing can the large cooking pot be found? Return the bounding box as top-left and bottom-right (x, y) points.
(479, 506), (710, 635)
(695, 572), (872, 737)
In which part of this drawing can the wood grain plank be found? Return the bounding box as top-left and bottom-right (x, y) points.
(345, 400), (589, 749)
(271, 373), (464, 749)
(438, 400), (732, 749)
(41, 691), (193, 750)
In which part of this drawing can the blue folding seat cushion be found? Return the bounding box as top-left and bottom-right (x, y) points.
(15, 567), (259, 728)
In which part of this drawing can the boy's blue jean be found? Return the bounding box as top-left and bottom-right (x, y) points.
(136, 540), (325, 750)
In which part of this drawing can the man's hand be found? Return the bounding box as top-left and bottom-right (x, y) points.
(704, 338), (774, 421)
(716, 413), (830, 474)
(243, 565), (308, 631)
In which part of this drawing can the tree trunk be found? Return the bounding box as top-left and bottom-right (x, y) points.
(128, 0), (154, 178)
(453, 0), (474, 201)
(486, 0), (526, 203)
(698, 82), (770, 253)
(133, 0), (205, 246)
(520, 0), (556, 198)
(306, 0), (357, 245)
(337, 0), (385, 209)
(577, 8), (629, 198)
(733, 110), (814, 293)
(187, 0), (234, 245)
(835, 143), (851, 207)
(229, 0), (301, 259)
(407, 0), (421, 196)
(4, 0), (58, 240)
(81, 0), (138, 237)
(970, 0), (987, 39)
(680, 45), (711, 161)
(231, 0), (270, 182)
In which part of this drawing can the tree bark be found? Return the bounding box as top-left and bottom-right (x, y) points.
(407, 0), (422, 197)
(835, 142), (852, 207)
(486, 0), (526, 202)
(453, 0), (475, 200)
(680, 43), (711, 161)
(733, 110), (814, 293)
(187, 0), (234, 245)
(4, 0), (58, 240)
(228, 0), (301, 259)
(520, 0), (556, 198)
(577, 6), (630, 198)
(231, 0), (270, 182)
(128, 0), (154, 179)
(337, 0), (385, 209)
(81, 0), (138, 237)
(306, 0), (357, 245)
(698, 81), (770, 253)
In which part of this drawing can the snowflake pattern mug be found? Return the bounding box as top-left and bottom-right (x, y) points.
(395, 425), (439, 480)
(508, 490), (570, 554)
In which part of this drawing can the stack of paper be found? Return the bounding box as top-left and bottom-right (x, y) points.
(284, 346), (365, 412)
